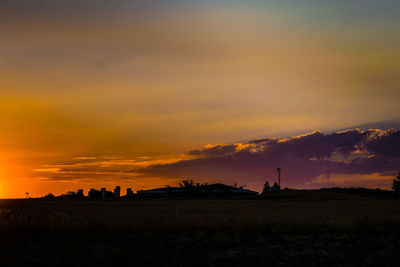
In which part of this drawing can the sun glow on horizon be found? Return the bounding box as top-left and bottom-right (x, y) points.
(0, 1), (399, 197)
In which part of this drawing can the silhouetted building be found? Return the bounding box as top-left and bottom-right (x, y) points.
(207, 183), (258, 196)
(88, 188), (115, 199)
(137, 187), (187, 197)
(126, 188), (134, 197)
(137, 188), (172, 197)
(114, 186), (121, 198)
(266, 183), (280, 192)
(137, 184), (258, 197)
(89, 188), (102, 198)
(77, 189), (84, 197)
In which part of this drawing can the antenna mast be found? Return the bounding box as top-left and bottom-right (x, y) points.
(277, 168), (281, 189)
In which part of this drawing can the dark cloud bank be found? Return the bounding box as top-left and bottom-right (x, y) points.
(139, 129), (400, 189)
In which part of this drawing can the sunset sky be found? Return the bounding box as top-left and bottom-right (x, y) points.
(1, 0), (399, 198)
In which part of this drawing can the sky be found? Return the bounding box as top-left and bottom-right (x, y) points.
(0, 0), (399, 198)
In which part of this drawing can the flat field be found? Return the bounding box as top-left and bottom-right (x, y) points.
(1, 191), (400, 266)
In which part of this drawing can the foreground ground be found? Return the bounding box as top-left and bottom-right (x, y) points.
(1, 190), (400, 266)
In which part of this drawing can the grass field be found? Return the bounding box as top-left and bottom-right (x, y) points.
(1, 190), (400, 266)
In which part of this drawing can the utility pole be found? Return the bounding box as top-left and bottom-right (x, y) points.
(277, 168), (281, 189)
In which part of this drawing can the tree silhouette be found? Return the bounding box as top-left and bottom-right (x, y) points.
(392, 172), (400, 193)
(44, 193), (55, 200)
(179, 179), (195, 188)
(232, 183), (246, 190)
(262, 181), (270, 194)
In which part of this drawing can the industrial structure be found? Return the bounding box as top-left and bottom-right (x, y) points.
(277, 167), (281, 189)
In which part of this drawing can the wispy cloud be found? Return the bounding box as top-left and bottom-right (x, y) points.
(33, 154), (192, 182)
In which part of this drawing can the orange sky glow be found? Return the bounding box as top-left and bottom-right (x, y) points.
(0, 1), (399, 198)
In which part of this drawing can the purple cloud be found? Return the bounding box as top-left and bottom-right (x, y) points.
(139, 129), (400, 189)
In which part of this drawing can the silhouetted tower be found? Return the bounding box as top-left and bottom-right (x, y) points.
(277, 168), (281, 189)
(114, 186), (121, 198)
(88, 188), (95, 198)
(101, 188), (106, 199)
(77, 189), (84, 198)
